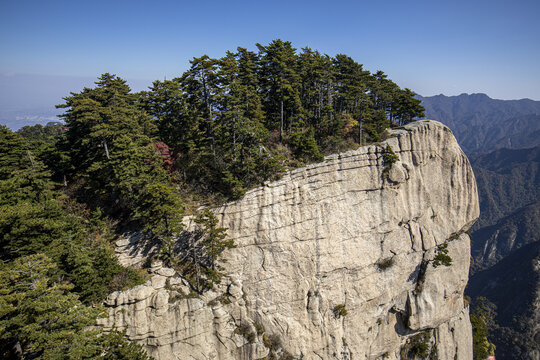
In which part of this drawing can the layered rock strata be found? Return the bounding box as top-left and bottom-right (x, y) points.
(100, 120), (479, 360)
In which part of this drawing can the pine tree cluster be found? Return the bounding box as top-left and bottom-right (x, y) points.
(139, 40), (424, 198)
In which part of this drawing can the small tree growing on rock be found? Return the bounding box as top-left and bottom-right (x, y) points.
(177, 209), (235, 293)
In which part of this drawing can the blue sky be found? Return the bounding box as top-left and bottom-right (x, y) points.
(1, 0), (539, 117)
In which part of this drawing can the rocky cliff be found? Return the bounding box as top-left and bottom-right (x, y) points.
(99, 120), (479, 360)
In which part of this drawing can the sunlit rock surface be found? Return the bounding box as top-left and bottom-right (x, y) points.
(100, 120), (479, 360)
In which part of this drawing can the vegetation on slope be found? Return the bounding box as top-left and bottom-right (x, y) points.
(470, 146), (540, 231)
(0, 126), (149, 359)
(470, 297), (497, 360)
(467, 147), (540, 358)
(471, 200), (540, 271)
(138, 40), (424, 199)
(469, 244), (539, 359)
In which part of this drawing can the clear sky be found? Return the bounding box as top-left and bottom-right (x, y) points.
(1, 0), (540, 115)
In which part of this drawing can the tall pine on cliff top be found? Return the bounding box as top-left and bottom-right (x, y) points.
(58, 74), (162, 213)
(57, 73), (184, 225)
(257, 40), (302, 141)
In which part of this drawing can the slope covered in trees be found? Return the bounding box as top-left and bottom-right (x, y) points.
(464, 147), (540, 359)
(468, 242), (540, 359)
(470, 146), (540, 230)
(0, 126), (150, 359)
(139, 40), (424, 198)
(2, 40), (424, 358)
(471, 200), (540, 271)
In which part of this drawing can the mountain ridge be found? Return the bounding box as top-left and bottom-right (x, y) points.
(418, 93), (540, 154)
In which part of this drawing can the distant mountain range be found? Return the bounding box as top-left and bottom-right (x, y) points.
(471, 199), (540, 270)
(418, 93), (540, 154)
(420, 93), (540, 359)
(470, 147), (540, 231)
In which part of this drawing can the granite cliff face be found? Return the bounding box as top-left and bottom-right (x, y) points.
(99, 120), (479, 360)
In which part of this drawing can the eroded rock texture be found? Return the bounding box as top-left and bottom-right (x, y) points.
(99, 120), (479, 360)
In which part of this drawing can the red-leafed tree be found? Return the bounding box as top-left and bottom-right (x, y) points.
(155, 141), (176, 172)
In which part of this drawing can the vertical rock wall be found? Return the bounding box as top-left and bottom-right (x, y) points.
(100, 120), (479, 360)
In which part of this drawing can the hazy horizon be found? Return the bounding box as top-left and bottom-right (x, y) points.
(2, 70), (539, 130)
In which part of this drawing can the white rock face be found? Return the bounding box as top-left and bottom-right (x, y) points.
(100, 120), (479, 360)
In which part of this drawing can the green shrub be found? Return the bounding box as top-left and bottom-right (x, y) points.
(400, 331), (431, 359)
(382, 145), (399, 180)
(207, 293), (231, 306)
(287, 127), (324, 163)
(169, 290), (198, 303)
(382, 145), (399, 165)
(254, 321), (265, 335)
(234, 323), (256, 343)
(263, 334), (282, 351)
(433, 243), (452, 267)
(333, 304), (348, 318)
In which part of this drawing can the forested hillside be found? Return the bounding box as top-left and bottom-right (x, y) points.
(0, 127), (151, 359)
(465, 147), (540, 359)
(1, 40), (423, 359)
(468, 241), (540, 359)
(471, 200), (540, 271)
(470, 147), (540, 230)
(137, 40), (423, 199)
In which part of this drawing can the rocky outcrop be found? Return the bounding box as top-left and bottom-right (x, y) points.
(99, 120), (479, 360)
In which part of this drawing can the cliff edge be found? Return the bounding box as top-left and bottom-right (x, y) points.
(100, 120), (479, 360)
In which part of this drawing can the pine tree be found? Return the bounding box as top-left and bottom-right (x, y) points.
(59, 74), (188, 275)
(0, 126), (70, 260)
(58, 73), (158, 213)
(333, 54), (372, 142)
(0, 254), (152, 359)
(257, 40), (302, 141)
(139, 79), (186, 148)
(394, 88), (425, 125)
(298, 48), (336, 139)
(215, 50), (270, 197)
(134, 182), (185, 265)
(178, 209), (234, 293)
(0, 254), (101, 358)
(181, 56), (221, 159)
